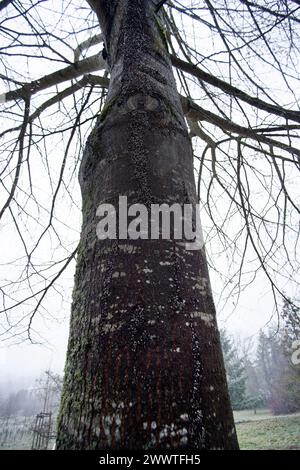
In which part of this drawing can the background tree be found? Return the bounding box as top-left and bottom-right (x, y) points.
(34, 370), (63, 415)
(0, 370), (63, 418)
(256, 324), (300, 415)
(243, 355), (265, 414)
(220, 329), (247, 410)
(1, 0), (300, 450)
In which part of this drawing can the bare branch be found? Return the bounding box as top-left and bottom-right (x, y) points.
(74, 33), (103, 62)
(172, 55), (300, 124)
(1, 54), (106, 103)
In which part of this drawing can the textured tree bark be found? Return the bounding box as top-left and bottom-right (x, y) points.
(56, 0), (239, 450)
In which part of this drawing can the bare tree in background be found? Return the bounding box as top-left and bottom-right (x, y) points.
(0, 0), (299, 449)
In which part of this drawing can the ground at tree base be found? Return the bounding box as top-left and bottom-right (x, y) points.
(1, 410), (299, 450)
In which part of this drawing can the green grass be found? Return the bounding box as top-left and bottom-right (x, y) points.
(235, 413), (300, 450)
(234, 409), (272, 422)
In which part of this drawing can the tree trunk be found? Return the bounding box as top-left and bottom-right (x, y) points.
(56, 0), (239, 450)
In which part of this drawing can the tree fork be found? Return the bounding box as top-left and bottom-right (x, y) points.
(56, 0), (239, 450)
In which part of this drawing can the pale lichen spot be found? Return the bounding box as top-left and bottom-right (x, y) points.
(115, 428), (121, 442)
(117, 244), (139, 254)
(190, 311), (214, 326)
(192, 276), (209, 295)
(102, 321), (124, 333)
(179, 427), (188, 436)
(180, 413), (188, 421)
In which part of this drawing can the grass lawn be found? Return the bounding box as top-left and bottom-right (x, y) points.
(234, 408), (272, 422)
(235, 412), (300, 450)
